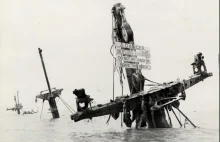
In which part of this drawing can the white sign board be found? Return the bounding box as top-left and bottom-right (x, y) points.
(114, 42), (151, 70)
(114, 42), (150, 51)
(116, 62), (151, 70)
(115, 48), (150, 58)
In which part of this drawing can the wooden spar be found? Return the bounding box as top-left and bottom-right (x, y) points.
(70, 72), (212, 124)
(38, 48), (60, 118)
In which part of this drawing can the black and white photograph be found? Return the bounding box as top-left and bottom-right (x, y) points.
(0, 0), (219, 142)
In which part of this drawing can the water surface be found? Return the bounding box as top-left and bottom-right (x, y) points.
(0, 109), (218, 142)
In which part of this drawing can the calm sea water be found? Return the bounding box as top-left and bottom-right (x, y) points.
(0, 109), (218, 142)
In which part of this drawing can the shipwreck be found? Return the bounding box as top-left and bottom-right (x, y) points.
(35, 48), (64, 119)
(69, 3), (213, 128)
(6, 91), (23, 115)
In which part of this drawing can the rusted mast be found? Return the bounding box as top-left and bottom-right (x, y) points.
(111, 3), (169, 128)
(38, 48), (60, 118)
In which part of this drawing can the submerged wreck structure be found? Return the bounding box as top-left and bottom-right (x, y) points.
(70, 3), (213, 128)
(6, 91), (23, 114)
(35, 48), (63, 118)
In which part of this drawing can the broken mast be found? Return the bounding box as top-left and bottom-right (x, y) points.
(37, 48), (61, 118)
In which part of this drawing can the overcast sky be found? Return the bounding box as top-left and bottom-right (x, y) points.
(0, 0), (219, 114)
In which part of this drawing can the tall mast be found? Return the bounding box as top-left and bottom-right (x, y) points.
(38, 48), (52, 98)
(17, 91), (19, 105)
(14, 95), (17, 105)
(37, 48), (60, 118)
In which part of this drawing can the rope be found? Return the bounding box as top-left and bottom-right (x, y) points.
(110, 13), (125, 80)
(113, 46), (115, 101)
(111, 12), (125, 128)
(59, 98), (74, 114)
(59, 97), (75, 112)
(107, 14), (116, 125)
(58, 97), (75, 114)
(120, 68), (124, 127)
(144, 77), (162, 85)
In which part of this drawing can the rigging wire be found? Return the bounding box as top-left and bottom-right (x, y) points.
(110, 13), (125, 79)
(144, 77), (162, 85)
(112, 46), (115, 101)
(120, 68), (124, 127)
(59, 98), (74, 114)
(179, 111), (181, 123)
(58, 96), (76, 113)
(106, 14), (115, 125)
(110, 13), (125, 127)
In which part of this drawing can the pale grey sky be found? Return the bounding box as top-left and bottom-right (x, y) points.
(0, 0), (219, 114)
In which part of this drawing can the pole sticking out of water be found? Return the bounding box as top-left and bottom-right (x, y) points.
(40, 101), (44, 118)
(38, 48), (52, 99)
(165, 106), (172, 127)
(171, 106), (182, 127)
(174, 107), (196, 128)
(38, 48), (60, 118)
(16, 91), (21, 114)
(17, 91), (19, 105)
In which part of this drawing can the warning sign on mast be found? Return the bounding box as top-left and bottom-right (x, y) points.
(114, 42), (151, 70)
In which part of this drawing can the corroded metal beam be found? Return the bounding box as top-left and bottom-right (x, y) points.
(70, 72), (212, 127)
